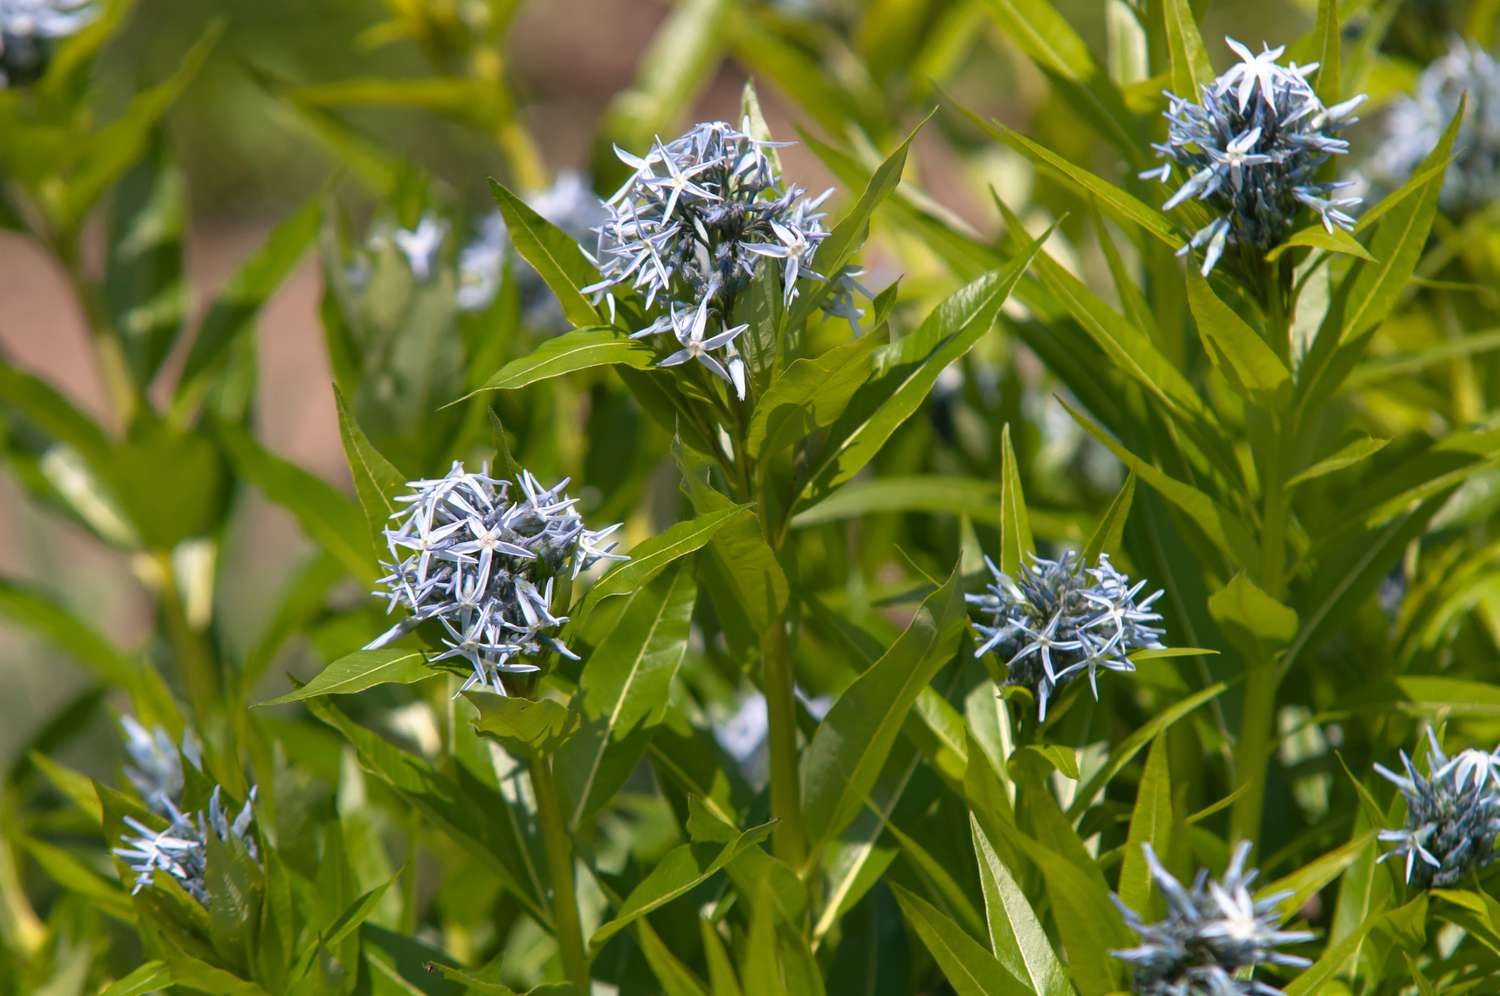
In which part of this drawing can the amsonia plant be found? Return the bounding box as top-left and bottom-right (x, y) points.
(4, 1), (1500, 995)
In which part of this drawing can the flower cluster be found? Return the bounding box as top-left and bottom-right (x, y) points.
(458, 171), (607, 316)
(0, 0), (94, 87)
(366, 461), (626, 695)
(585, 119), (866, 400)
(112, 720), (258, 906)
(1369, 39), (1500, 216)
(968, 550), (1164, 721)
(1143, 37), (1366, 275)
(1374, 725), (1500, 889)
(1112, 842), (1312, 995)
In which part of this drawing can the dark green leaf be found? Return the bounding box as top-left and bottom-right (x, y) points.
(590, 818), (775, 951)
(892, 883), (1032, 996)
(557, 565), (697, 827)
(800, 568), (967, 846)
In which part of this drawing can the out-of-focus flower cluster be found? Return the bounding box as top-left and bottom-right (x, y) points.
(1144, 37), (1365, 275)
(112, 719), (258, 906)
(0, 0), (95, 87)
(1368, 39), (1500, 216)
(366, 461), (626, 695)
(585, 119), (866, 400)
(968, 551), (1164, 721)
(458, 171), (607, 317)
(1374, 726), (1500, 888)
(1112, 842), (1312, 996)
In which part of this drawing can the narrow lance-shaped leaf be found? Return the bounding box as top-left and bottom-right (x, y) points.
(256, 650), (433, 707)
(216, 424), (372, 580)
(786, 112), (932, 330)
(892, 883), (1033, 996)
(998, 424), (1032, 577)
(556, 565), (697, 828)
(488, 180), (602, 329)
(1118, 732), (1173, 917)
(970, 816), (1073, 996)
(799, 567), (967, 847)
(795, 229), (1049, 510)
(590, 818), (775, 951)
(457, 326), (654, 402)
(334, 385), (406, 556)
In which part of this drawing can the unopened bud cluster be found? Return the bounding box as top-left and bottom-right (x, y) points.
(367, 462), (626, 695)
(1112, 842), (1312, 995)
(112, 719), (258, 906)
(1144, 38), (1365, 275)
(586, 119), (865, 399)
(968, 551), (1164, 721)
(1374, 725), (1500, 888)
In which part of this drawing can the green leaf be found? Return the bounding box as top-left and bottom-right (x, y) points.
(290, 76), (498, 121)
(891, 883), (1032, 995)
(800, 568), (967, 846)
(0, 362), (114, 468)
(557, 565), (697, 828)
(792, 476), (1008, 528)
(796, 233), (1048, 509)
(217, 424), (371, 580)
(1185, 268), (1291, 404)
(488, 180), (601, 328)
(997, 424), (1033, 576)
(1117, 732), (1172, 917)
(470, 696), (579, 753)
(19, 835), (132, 918)
(575, 505), (749, 611)
(637, 917), (711, 996)
(0, 577), (136, 684)
(258, 650), (432, 706)
(333, 385), (405, 555)
(746, 332), (884, 459)
(1314, 0), (1341, 104)
(785, 116), (930, 331)
(1259, 832), (1375, 920)
(683, 478), (787, 634)
(956, 105), (1179, 248)
(461, 326), (653, 399)
(970, 816), (1072, 996)
(1265, 224), (1375, 263)
(1162, 0), (1213, 97)
(1287, 436), (1390, 488)
(101, 962), (174, 996)
(887, 821), (987, 942)
(700, 918), (744, 996)
(177, 196), (320, 399)
(1208, 573), (1299, 653)
(978, 0), (1097, 80)
(305, 696), (550, 924)
(1068, 682), (1228, 819)
(590, 818), (775, 951)
(1082, 471), (1135, 564)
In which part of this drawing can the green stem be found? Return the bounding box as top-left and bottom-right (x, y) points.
(531, 752), (589, 994)
(762, 619), (806, 868)
(1232, 266), (1295, 846)
(55, 234), (138, 428)
(1231, 663), (1279, 845)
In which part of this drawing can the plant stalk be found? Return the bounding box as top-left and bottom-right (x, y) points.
(762, 618), (806, 867)
(530, 751), (590, 994)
